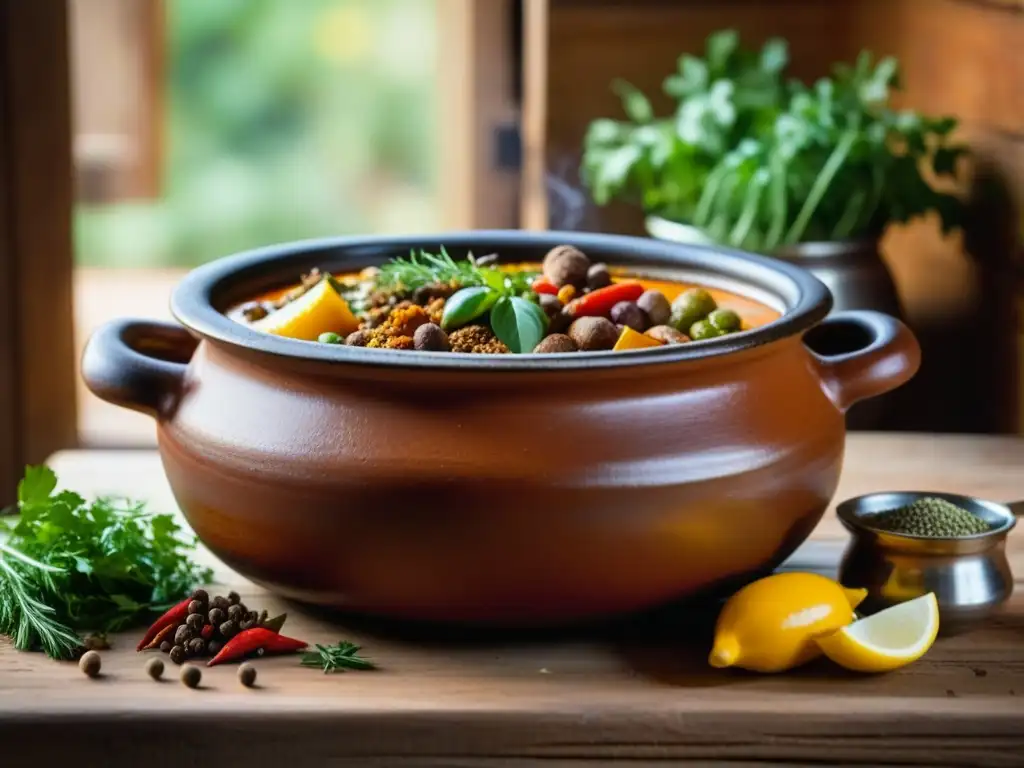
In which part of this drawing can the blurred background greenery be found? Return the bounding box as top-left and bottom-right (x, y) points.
(75, 0), (439, 268)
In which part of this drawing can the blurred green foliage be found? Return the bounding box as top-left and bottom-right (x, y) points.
(76, 0), (438, 268)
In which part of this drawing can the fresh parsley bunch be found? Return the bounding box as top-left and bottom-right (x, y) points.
(0, 466), (213, 659)
(582, 29), (966, 251)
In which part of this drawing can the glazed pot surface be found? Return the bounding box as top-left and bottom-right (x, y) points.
(82, 231), (921, 625)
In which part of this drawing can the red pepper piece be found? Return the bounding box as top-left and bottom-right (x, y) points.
(136, 597), (192, 651)
(142, 622), (177, 651)
(201, 624), (214, 640)
(207, 627), (308, 667)
(531, 278), (558, 295)
(566, 281), (644, 318)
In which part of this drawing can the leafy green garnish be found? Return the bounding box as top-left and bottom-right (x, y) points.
(582, 30), (966, 250)
(300, 641), (376, 673)
(0, 466), (213, 659)
(375, 247), (537, 295)
(441, 286), (500, 331)
(490, 295), (549, 353)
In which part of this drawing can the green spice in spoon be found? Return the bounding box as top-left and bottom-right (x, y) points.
(867, 497), (991, 538)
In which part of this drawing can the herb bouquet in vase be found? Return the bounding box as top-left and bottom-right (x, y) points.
(581, 29), (968, 319)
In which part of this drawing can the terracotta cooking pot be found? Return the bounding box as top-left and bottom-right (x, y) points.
(82, 231), (920, 626)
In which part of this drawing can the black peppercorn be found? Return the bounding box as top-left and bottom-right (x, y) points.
(145, 657), (164, 680)
(610, 301), (647, 332)
(186, 613), (204, 631)
(180, 664), (202, 689)
(159, 640), (172, 653)
(227, 604), (245, 622)
(169, 645), (187, 665)
(228, 591), (241, 605)
(220, 620), (239, 639)
(212, 595), (230, 611)
(174, 625), (193, 646)
(238, 663), (258, 688)
(586, 263), (612, 291)
(187, 599), (204, 615)
(187, 637), (206, 657)
(208, 607), (225, 626)
(191, 588), (209, 603)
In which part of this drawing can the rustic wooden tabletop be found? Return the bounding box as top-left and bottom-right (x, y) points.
(3, 433), (1024, 767)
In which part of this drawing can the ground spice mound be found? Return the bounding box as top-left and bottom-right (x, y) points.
(867, 497), (991, 537)
(449, 324), (509, 354)
(365, 303), (431, 349)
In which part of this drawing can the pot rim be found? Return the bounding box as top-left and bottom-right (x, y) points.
(169, 229), (832, 371)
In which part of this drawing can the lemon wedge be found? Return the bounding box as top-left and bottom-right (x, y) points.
(252, 278), (359, 341)
(814, 593), (939, 673)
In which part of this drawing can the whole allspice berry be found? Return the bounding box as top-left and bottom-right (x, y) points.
(187, 637), (206, 657)
(211, 595), (230, 611)
(413, 322), (450, 352)
(220, 620), (239, 639)
(207, 607), (225, 626)
(208, 640), (223, 657)
(568, 317), (619, 351)
(586, 263), (612, 291)
(159, 640), (173, 654)
(637, 290), (671, 326)
(145, 657), (164, 680)
(542, 245), (591, 289)
(533, 334), (577, 354)
(169, 645), (187, 665)
(191, 588), (209, 603)
(180, 664), (202, 689)
(345, 329), (370, 347)
(609, 301), (647, 332)
(174, 625), (193, 646)
(185, 613), (204, 631)
(238, 662), (258, 688)
(645, 325), (690, 345)
(538, 293), (562, 318)
(227, 604), (245, 622)
(187, 599), (205, 615)
(228, 591), (241, 605)
(79, 650), (102, 678)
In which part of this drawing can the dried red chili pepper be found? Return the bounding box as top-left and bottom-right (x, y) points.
(136, 597), (192, 651)
(142, 623), (177, 651)
(207, 627), (308, 667)
(201, 624), (214, 641)
(566, 281), (644, 318)
(531, 278), (558, 296)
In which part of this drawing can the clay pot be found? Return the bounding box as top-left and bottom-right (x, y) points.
(82, 231), (920, 626)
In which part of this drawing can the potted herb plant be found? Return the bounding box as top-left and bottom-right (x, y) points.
(581, 29), (967, 318)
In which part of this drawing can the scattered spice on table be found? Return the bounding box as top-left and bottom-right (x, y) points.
(78, 650), (101, 678)
(866, 497), (991, 537)
(238, 662), (258, 688)
(180, 664), (202, 689)
(138, 588), (289, 665)
(145, 657), (164, 680)
(300, 641), (376, 674)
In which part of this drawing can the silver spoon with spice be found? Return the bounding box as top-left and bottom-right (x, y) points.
(836, 492), (1022, 635)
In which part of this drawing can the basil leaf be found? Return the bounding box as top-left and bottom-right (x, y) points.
(441, 286), (499, 331)
(490, 296), (549, 354)
(480, 267), (507, 293)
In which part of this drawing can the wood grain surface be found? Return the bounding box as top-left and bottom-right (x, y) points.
(3, 434), (1024, 767)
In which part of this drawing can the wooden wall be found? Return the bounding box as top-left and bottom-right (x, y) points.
(522, 0), (1024, 433)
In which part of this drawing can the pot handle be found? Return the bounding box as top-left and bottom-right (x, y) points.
(81, 319), (197, 419)
(804, 310), (921, 413)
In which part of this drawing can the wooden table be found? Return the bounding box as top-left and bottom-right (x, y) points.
(3, 434), (1024, 767)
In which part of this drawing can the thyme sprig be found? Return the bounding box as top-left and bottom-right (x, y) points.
(300, 641), (376, 673)
(376, 247), (537, 295)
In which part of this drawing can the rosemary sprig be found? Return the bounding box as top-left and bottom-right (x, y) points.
(0, 542), (83, 660)
(300, 641), (376, 674)
(375, 247), (539, 296)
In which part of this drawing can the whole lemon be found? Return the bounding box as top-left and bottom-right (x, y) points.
(709, 572), (867, 673)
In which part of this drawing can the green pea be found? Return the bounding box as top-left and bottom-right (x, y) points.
(707, 308), (740, 332)
(669, 288), (717, 333)
(318, 332), (343, 344)
(689, 319), (723, 340)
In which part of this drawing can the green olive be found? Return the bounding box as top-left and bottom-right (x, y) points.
(689, 319), (724, 340)
(669, 288), (717, 333)
(318, 332), (343, 344)
(707, 308), (741, 332)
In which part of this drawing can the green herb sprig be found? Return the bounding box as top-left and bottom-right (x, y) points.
(300, 641), (376, 673)
(582, 29), (967, 251)
(0, 466), (213, 659)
